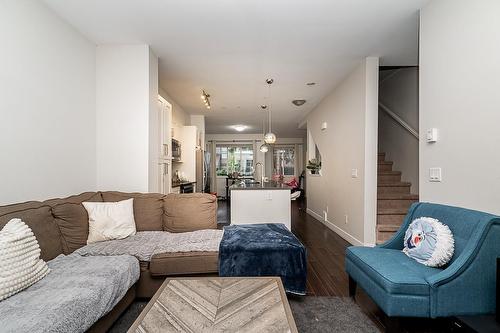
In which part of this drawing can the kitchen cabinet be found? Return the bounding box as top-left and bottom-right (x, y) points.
(157, 96), (172, 194)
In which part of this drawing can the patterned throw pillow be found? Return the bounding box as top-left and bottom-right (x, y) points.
(0, 219), (50, 301)
(403, 217), (455, 267)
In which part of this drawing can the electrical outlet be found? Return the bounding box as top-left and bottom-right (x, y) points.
(344, 215), (348, 224)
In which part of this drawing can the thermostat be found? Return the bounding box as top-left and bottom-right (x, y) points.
(427, 128), (438, 143)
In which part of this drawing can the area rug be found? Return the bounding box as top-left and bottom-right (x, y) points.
(288, 296), (379, 333)
(109, 296), (379, 333)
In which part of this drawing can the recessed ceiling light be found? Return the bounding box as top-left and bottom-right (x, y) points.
(260, 104), (268, 110)
(306, 82), (316, 86)
(232, 125), (247, 132)
(292, 99), (307, 106)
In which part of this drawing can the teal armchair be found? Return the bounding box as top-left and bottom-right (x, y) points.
(345, 202), (500, 319)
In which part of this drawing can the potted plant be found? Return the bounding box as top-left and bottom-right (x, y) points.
(307, 159), (322, 174)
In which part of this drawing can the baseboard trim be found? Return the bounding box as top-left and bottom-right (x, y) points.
(306, 208), (364, 246)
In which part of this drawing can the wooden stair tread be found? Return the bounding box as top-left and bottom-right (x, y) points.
(376, 152), (413, 242)
(377, 194), (419, 200)
(378, 171), (401, 175)
(377, 208), (409, 215)
(377, 182), (411, 187)
(376, 224), (401, 232)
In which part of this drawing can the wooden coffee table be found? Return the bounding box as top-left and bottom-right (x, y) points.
(128, 277), (298, 333)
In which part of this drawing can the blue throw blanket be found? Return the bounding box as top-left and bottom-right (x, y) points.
(218, 223), (307, 295)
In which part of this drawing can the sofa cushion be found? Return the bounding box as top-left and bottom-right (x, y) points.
(75, 231), (158, 261)
(0, 201), (44, 216)
(102, 191), (164, 231)
(0, 206), (62, 261)
(346, 246), (442, 296)
(150, 251), (218, 276)
(75, 230), (223, 263)
(43, 192), (102, 207)
(52, 203), (90, 254)
(163, 193), (217, 232)
(0, 253), (139, 333)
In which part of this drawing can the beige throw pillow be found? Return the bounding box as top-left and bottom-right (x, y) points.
(82, 198), (136, 244)
(0, 219), (50, 301)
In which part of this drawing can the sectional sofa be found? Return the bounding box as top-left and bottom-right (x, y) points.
(0, 191), (219, 332)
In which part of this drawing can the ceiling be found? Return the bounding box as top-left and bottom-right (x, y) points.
(44, 0), (429, 137)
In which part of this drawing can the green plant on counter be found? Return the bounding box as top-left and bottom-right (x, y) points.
(216, 169), (228, 176)
(306, 158), (322, 174)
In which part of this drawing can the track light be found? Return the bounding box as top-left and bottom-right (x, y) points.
(201, 90), (211, 110)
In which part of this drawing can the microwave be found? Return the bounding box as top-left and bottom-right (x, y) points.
(172, 139), (181, 161)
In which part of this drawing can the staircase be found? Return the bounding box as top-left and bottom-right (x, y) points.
(377, 153), (419, 244)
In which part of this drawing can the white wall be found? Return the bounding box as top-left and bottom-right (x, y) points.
(419, 0), (500, 214)
(0, 0), (96, 204)
(148, 49), (159, 192)
(190, 115), (206, 148)
(379, 68), (419, 193)
(96, 45), (158, 192)
(305, 57), (379, 246)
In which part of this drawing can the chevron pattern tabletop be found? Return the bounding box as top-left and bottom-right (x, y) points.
(129, 277), (298, 333)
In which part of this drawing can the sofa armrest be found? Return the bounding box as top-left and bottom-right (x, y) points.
(163, 193), (217, 232)
(378, 202), (421, 250)
(427, 218), (500, 287)
(425, 219), (500, 317)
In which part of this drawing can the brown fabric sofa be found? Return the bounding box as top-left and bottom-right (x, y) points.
(0, 191), (218, 332)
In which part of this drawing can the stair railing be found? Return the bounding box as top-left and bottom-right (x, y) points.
(378, 102), (419, 140)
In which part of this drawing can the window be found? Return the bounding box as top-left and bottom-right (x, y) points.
(273, 146), (295, 176)
(216, 145), (254, 176)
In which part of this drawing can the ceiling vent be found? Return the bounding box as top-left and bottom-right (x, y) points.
(292, 99), (306, 106)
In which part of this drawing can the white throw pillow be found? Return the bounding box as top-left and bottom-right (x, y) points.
(82, 198), (136, 244)
(0, 219), (50, 301)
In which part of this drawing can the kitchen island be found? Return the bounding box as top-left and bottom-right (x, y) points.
(229, 181), (292, 230)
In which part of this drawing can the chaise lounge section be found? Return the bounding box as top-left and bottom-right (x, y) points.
(0, 191), (219, 332)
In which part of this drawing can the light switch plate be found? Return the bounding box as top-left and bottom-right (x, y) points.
(351, 169), (358, 178)
(429, 167), (442, 182)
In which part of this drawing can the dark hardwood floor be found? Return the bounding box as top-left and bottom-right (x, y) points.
(218, 198), (454, 333)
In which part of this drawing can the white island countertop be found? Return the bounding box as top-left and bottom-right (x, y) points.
(229, 181), (292, 191)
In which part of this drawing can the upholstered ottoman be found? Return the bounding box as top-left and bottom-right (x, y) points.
(218, 223), (307, 295)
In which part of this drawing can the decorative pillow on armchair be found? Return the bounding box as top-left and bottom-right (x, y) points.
(403, 217), (455, 267)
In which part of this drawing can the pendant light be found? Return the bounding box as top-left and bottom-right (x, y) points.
(264, 78), (277, 144)
(260, 118), (269, 153)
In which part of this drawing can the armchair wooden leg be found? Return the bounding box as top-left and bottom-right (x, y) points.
(385, 316), (401, 333)
(348, 275), (357, 298)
